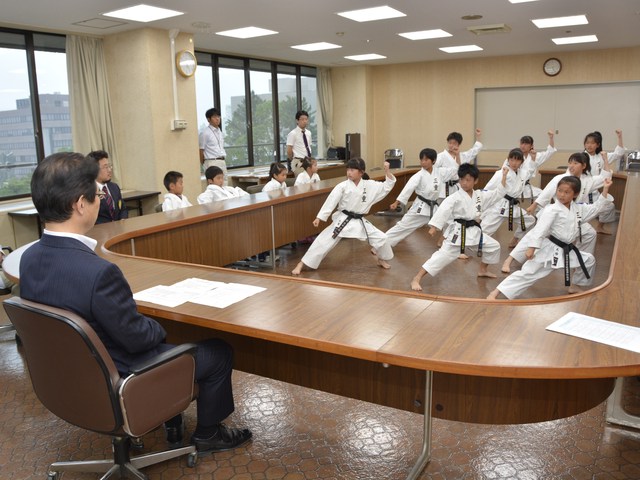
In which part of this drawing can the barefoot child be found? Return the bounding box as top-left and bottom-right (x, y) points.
(488, 176), (614, 300)
(292, 159), (395, 275)
(410, 164), (507, 292)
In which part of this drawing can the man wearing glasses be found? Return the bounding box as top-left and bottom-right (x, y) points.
(88, 150), (128, 224)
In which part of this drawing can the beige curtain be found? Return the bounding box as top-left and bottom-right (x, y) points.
(317, 67), (334, 150)
(66, 35), (121, 180)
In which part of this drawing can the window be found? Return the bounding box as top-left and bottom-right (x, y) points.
(195, 52), (317, 169)
(0, 28), (70, 200)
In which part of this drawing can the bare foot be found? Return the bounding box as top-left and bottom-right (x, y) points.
(501, 258), (512, 274)
(291, 262), (304, 276)
(486, 289), (500, 300)
(370, 247), (377, 255)
(508, 237), (519, 248)
(567, 285), (583, 294)
(377, 258), (391, 269)
(410, 278), (423, 291)
(458, 253), (469, 260)
(595, 224), (612, 235)
(477, 271), (497, 278)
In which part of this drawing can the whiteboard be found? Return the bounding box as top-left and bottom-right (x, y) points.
(475, 82), (640, 151)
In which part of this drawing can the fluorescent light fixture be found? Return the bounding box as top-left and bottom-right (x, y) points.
(103, 4), (183, 22)
(509, 0), (539, 3)
(344, 53), (387, 61)
(399, 29), (452, 41)
(216, 26), (278, 39)
(552, 34), (598, 45)
(291, 42), (342, 51)
(338, 6), (406, 22)
(532, 14), (588, 29)
(439, 45), (483, 54)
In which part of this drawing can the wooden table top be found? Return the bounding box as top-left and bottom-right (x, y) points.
(80, 169), (640, 380)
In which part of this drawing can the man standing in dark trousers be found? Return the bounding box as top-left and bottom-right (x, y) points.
(88, 150), (128, 224)
(19, 152), (252, 453)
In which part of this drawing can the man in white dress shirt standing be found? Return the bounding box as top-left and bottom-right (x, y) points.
(199, 108), (227, 183)
(286, 110), (312, 175)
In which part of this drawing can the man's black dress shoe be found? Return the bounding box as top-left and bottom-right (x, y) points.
(191, 424), (252, 454)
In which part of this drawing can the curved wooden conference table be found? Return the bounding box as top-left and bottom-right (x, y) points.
(28, 167), (640, 478)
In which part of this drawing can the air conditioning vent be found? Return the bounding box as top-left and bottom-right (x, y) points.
(467, 23), (512, 35)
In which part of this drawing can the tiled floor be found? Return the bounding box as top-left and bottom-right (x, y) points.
(2, 213), (638, 479)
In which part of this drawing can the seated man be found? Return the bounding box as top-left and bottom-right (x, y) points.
(19, 152), (251, 453)
(87, 150), (128, 224)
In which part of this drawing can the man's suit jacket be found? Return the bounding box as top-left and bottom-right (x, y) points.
(96, 182), (129, 224)
(19, 234), (169, 374)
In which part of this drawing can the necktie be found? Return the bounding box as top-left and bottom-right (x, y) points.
(302, 129), (311, 157)
(103, 185), (115, 219)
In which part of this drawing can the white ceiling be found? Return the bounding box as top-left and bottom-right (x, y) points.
(2, 0), (639, 66)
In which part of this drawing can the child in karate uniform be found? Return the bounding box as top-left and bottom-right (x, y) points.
(294, 157), (320, 186)
(508, 130), (556, 203)
(291, 158), (395, 275)
(161, 171), (193, 212)
(262, 162), (288, 192)
(384, 148), (457, 248)
(488, 176), (614, 300)
(198, 166), (248, 204)
(410, 164), (507, 292)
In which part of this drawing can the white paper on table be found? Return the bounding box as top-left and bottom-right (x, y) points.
(133, 285), (192, 308)
(189, 283), (266, 309)
(546, 312), (640, 354)
(170, 278), (226, 294)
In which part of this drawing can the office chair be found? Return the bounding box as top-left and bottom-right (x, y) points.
(154, 203), (163, 213)
(245, 184), (264, 194)
(285, 177), (296, 187)
(2, 297), (198, 480)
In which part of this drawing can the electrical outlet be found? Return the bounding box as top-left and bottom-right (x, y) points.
(172, 119), (188, 130)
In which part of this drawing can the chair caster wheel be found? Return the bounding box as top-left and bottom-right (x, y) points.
(187, 451), (198, 468)
(47, 472), (59, 480)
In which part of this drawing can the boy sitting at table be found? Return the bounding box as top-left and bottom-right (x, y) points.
(198, 166), (248, 204)
(161, 171), (193, 212)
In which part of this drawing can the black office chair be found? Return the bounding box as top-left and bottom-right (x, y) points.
(246, 184), (264, 194)
(3, 297), (198, 480)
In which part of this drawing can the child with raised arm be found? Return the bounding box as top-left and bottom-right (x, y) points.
(197, 166), (248, 204)
(384, 148), (457, 248)
(488, 176), (614, 300)
(435, 128), (483, 199)
(262, 162), (288, 192)
(481, 148), (537, 248)
(410, 164), (507, 292)
(161, 171), (193, 211)
(291, 159), (396, 275)
(294, 157), (320, 186)
(508, 130), (556, 203)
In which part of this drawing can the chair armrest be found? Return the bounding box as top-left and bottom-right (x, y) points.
(128, 343), (197, 375)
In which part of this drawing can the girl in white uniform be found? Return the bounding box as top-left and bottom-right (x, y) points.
(435, 129), (483, 199)
(481, 148), (537, 245)
(410, 164), (507, 292)
(504, 130), (556, 202)
(294, 157), (320, 186)
(291, 159), (396, 275)
(502, 152), (610, 273)
(488, 176), (614, 300)
(384, 148), (457, 248)
(262, 163), (288, 192)
(197, 166), (248, 204)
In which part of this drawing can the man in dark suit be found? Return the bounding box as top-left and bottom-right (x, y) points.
(19, 152), (251, 453)
(87, 150), (128, 224)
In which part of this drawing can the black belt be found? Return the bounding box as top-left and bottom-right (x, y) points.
(332, 210), (366, 240)
(416, 194), (438, 216)
(548, 235), (590, 286)
(503, 194), (526, 232)
(445, 179), (459, 197)
(453, 218), (482, 256)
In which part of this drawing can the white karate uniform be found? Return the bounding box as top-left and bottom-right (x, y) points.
(300, 174), (396, 270)
(502, 144), (557, 200)
(262, 179), (287, 192)
(587, 145), (625, 177)
(197, 184), (248, 204)
(435, 141), (483, 198)
(161, 193), (193, 212)
(421, 185), (504, 277)
(294, 171), (320, 186)
(496, 194), (613, 299)
(481, 165), (537, 239)
(385, 166), (457, 248)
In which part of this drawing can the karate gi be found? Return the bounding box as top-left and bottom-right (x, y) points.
(435, 141), (483, 198)
(496, 194), (614, 299)
(161, 193), (193, 212)
(262, 179), (286, 192)
(421, 185), (504, 277)
(502, 144), (556, 200)
(385, 166), (457, 248)
(294, 171), (320, 186)
(197, 184), (248, 204)
(299, 174), (396, 270)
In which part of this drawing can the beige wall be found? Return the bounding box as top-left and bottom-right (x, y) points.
(332, 46), (640, 170)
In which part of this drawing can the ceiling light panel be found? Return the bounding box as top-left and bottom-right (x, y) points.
(291, 42), (342, 51)
(399, 29), (452, 40)
(338, 6), (406, 22)
(439, 45), (483, 54)
(344, 54), (387, 61)
(216, 27), (278, 39)
(532, 15), (588, 29)
(103, 4), (183, 22)
(552, 35), (598, 45)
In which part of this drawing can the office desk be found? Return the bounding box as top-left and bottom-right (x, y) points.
(228, 161), (346, 188)
(122, 190), (160, 216)
(21, 169), (640, 479)
(8, 208), (42, 237)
